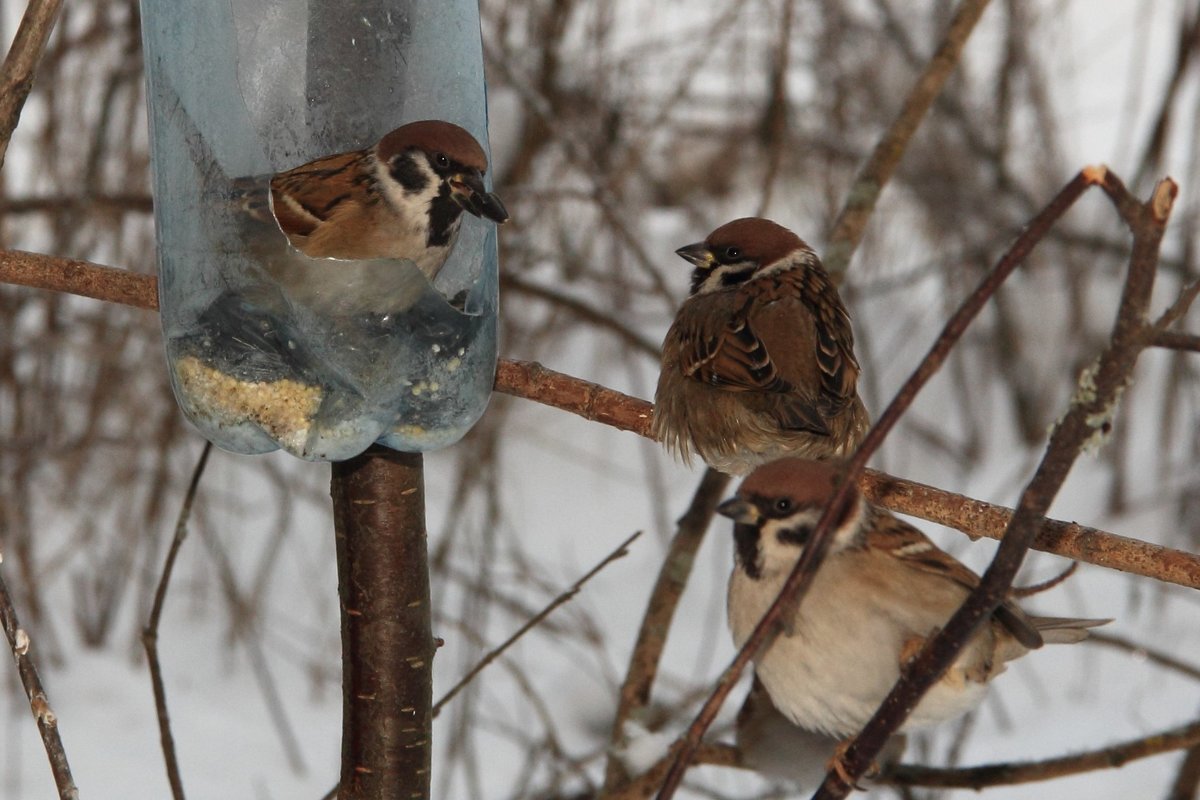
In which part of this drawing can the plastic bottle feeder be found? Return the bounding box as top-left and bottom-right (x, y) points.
(141, 0), (499, 460)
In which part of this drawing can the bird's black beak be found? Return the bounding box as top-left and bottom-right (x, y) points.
(450, 170), (509, 224)
(675, 242), (713, 268)
(717, 497), (758, 524)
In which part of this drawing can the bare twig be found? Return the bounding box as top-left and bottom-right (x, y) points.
(142, 441), (212, 800)
(656, 167), (1100, 800)
(859, 469), (1200, 591)
(501, 273), (661, 359)
(602, 469), (731, 792)
(1167, 743), (1200, 800)
(434, 529), (641, 716)
(886, 718), (1200, 790)
(823, 0), (994, 275)
(1, 557), (79, 799)
(1152, 330), (1200, 352)
(606, 742), (742, 800)
(0, 249), (159, 310)
(496, 359), (653, 438)
(811, 172), (1177, 798)
(0, 0), (64, 169)
(1086, 632), (1200, 683)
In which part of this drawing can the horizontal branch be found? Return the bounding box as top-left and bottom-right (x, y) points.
(887, 718), (1200, 790)
(3, 249), (1198, 596)
(1152, 330), (1200, 352)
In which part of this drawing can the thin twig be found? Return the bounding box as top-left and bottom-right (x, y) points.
(602, 470), (731, 792)
(606, 743), (742, 800)
(142, 441), (213, 800)
(1085, 632), (1200, 683)
(501, 273), (661, 359)
(823, 0), (994, 276)
(886, 718), (1200, 789)
(1152, 330), (1200, 352)
(655, 167), (1100, 800)
(0, 0), (64, 169)
(810, 171), (1177, 799)
(434, 530), (641, 716)
(0, 556), (79, 799)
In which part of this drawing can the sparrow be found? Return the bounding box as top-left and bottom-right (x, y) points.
(238, 119), (508, 279)
(652, 218), (869, 476)
(720, 458), (1109, 741)
(735, 675), (906, 787)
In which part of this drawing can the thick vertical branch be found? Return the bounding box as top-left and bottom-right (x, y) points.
(332, 447), (433, 800)
(0, 0), (64, 169)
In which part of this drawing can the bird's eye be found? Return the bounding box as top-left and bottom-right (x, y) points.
(434, 153), (450, 168)
(724, 246), (742, 260)
(774, 498), (792, 513)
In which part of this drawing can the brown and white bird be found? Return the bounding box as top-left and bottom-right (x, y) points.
(653, 218), (869, 476)
(720, 458), (1108, 740)
(241, 119), (508, 279)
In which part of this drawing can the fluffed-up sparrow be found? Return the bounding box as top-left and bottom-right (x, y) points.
(653, 218), (869, 475)
(720, 458), (1109, 739)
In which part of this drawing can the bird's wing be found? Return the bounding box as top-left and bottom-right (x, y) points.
(679, 297), (831, 435)
(792, 267), (860, 416)
(865, 510), (1044, 649)
(268, 151), (372, 238)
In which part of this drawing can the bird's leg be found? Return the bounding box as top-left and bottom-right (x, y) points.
(827, 739), (870, 790)
(899, 626), (941, 668)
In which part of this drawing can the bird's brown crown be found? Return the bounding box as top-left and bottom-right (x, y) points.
(705, 217), (808, 266)
(377, 120), (489, 172)
(738, 457), (858, 510)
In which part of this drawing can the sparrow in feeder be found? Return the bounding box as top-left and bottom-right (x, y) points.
(720, 458), (1108, 778)
(241, 119), (508, 279)
(652, 218), (869, 475)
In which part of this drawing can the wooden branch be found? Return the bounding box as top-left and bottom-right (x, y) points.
(0, 0), (64, 169)
(331, 448), (433, 800)
(142, 442), (212, 800)
(860, 470), (1200, 590)
(1151, 330), (1200, 352)
(886, 718), (1200, 790)
(495, 359), (652, 438)
(823, 0), (994, 276)
(1, 531), (80, 799)
(811, 171), (1178, 799)
(656, 167), (1101, 800)
(3, 252), (1199, 594)
(602, 469), (731, 793)
(0, 250), (159, 310)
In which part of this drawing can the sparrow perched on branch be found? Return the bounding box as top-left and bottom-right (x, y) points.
(241, 119), (508, 279)
(720, 458), (1108, 740)
(652, 218), (869, 476)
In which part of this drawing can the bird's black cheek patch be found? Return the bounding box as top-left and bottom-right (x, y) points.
(734, 522), (763, 580)
(391, 155), (429, 192)
(427, 190), (462, 247)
